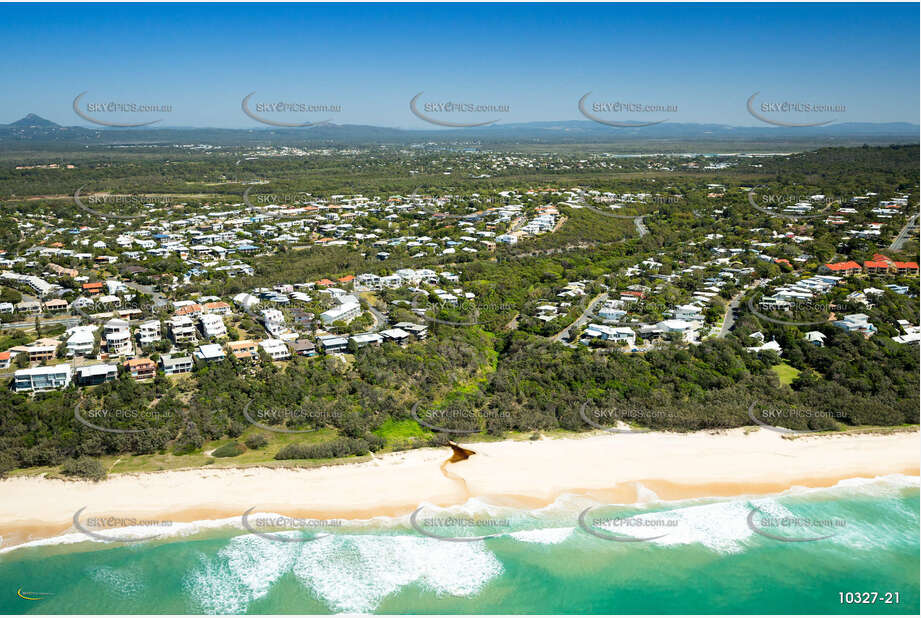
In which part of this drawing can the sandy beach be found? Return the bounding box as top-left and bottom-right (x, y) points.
(1, 427), (918, 548)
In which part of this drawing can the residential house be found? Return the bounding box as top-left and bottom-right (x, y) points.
(161, 354), (194, 375)
(804, 331), (827, 347)
(349, 332), (383, 348)
(66, 327), (96, 357)
(317, 334), (348, 354)
(833, 313), (877, 336)
(380, 328), (411, 345)
(14, 364), (73, 392)
(76, 363), (118, 386)
(227, 339), (259, 361)
(169, 315), (197, 345)
(259, 338), (291, 361)
(138, 319), (161, 346)
(124, 357), (157, 380)
(582, 324), (636, 348)
(199, 313), (228, 339)
(195, 343), (227, 363)
(289, 339), (317, 357)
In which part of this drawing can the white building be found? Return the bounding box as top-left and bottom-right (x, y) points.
(103, 318), (133, 357)
(582, 324), (636, 347)
(261, 308), (286, 337)
(320, 297), (361, 325)
(259, 338), (291, 361)
(14, 365), (73, 392)
(161, 354), (194, 375)
(66, 326), (97, 357)
(138, 320), (162, 346)
(169, 315), (198, 344)
(195, 343), (226, 363)
(199, 314), (228, 339)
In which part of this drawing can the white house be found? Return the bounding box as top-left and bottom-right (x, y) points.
(138, 319), (161, 345)
(103, 318), (133, 357)
(582, 324), (636, 348)
(169, 315), (198, 344)
(833, 314), (877, 336)
(199, 313), (228, 339)
(259, 338), (291, 361)
(14, 365), (73, 392)
(195, 343), (226, 363)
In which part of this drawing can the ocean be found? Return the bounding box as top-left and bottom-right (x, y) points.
(1, 475), (917, 614)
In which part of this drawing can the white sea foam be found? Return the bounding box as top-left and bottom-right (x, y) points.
(508, 527), (573, 544)
(588, 497), (797, 553)
(291, 534), (503, 613)
(185, 531), (503, 614)
(185, 532), (301, 614)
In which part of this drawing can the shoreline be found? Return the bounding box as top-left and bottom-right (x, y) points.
(1, 427), (918, 551)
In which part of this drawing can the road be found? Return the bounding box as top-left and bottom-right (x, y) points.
(634, 215), (648, 237)
(889, 213), (918, 251)
(551, 292), (607, 343)
(365, 304), (387, 333)
(3, 316), (80, 330)
(124, 281), (168, 307)
(717, 279), (764, 338)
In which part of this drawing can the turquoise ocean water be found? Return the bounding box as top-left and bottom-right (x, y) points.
(1, 475), (917, 614)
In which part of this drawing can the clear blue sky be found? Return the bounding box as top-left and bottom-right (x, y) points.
(0, 2), (917, 128)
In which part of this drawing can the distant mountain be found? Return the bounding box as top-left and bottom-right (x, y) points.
(0, 116), (916, 150)
(6, 113), (59, 128)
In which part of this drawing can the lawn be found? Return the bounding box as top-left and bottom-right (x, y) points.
(772, 362), (801, 386)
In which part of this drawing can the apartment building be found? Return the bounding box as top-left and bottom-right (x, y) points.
(161, 354), (194, 375)
(199, 313), (228, 339)
(66, 327), (96, 357)
(14, 364), (73, 392)
(261, 308), (286, 337)
(169, 315), (198, 345)
(104, 318), (133, 357)
(138, 319), (162, 346)
(76, 363), (118, 386)
(259, 338), (291, 361)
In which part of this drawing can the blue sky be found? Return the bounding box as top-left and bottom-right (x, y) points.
(0, 2), (917, 128)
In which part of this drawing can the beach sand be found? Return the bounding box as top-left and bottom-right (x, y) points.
(0, 427), (917, 549)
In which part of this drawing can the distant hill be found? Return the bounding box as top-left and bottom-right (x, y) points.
(0, 115), (916, 151)
(6, 113), (60, 128)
